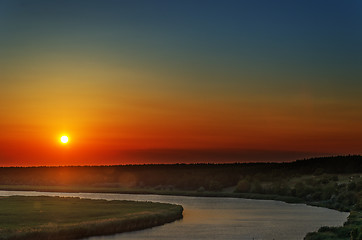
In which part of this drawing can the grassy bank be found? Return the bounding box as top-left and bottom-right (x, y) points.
(0, 196), (183, 240)
(304, 211), (362, 240)
(0, 184), (304, 203)
(0, 157), (360, 239)
(0, 184), (354, 239)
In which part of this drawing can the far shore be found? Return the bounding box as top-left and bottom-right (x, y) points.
(0, 184), (306, 203)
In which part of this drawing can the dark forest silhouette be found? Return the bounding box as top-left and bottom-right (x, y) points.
(0, 155), (360, 189)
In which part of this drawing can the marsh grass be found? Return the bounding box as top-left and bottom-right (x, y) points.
(0, 196), (183, 240)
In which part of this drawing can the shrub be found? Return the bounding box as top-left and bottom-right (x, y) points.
(235, 180), (251, 193)
(250, 181), (263, 194)
(207, 180), (223, 191)
(348, 182), (357, 191)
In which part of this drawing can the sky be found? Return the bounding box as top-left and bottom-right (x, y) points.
(1, 0), (362, 166)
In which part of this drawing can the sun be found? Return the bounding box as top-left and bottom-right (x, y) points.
(60, 136), (69, 144)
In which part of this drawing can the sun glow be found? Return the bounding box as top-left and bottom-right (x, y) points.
(60, 136), (69, 144)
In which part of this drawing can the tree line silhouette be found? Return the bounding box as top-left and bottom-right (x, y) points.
(0, 155), (360, 190)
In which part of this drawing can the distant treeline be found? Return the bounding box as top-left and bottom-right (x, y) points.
(1, 155), (361, 240)
(0, 155), (360, 190)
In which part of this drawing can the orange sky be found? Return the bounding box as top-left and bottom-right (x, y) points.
(1, 1), (362, 166)
(1, 75), (361, 166)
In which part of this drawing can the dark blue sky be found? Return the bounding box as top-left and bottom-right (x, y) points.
(2, 0), (361, 75)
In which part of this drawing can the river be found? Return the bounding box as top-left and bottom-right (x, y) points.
(0, 190), (348, 240)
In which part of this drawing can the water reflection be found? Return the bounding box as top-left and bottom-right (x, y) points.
(0, 191), (348, 240)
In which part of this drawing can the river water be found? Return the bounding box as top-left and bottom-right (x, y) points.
(0, 191), (348, 240)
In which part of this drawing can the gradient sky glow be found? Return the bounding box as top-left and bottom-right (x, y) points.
(1, 0), (362, 166)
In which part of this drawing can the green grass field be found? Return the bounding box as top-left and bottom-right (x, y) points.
(0, 196), (183, 240)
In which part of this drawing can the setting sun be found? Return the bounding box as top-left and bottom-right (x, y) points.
(60, 136), (69, 144)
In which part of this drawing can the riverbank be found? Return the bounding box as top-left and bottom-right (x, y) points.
(304, 211), (361, 240)
(0, 184), (305, 203)
(0, 157), (360, 240)
(0, 195), (183, 240)
(0, 185), (358, 240)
